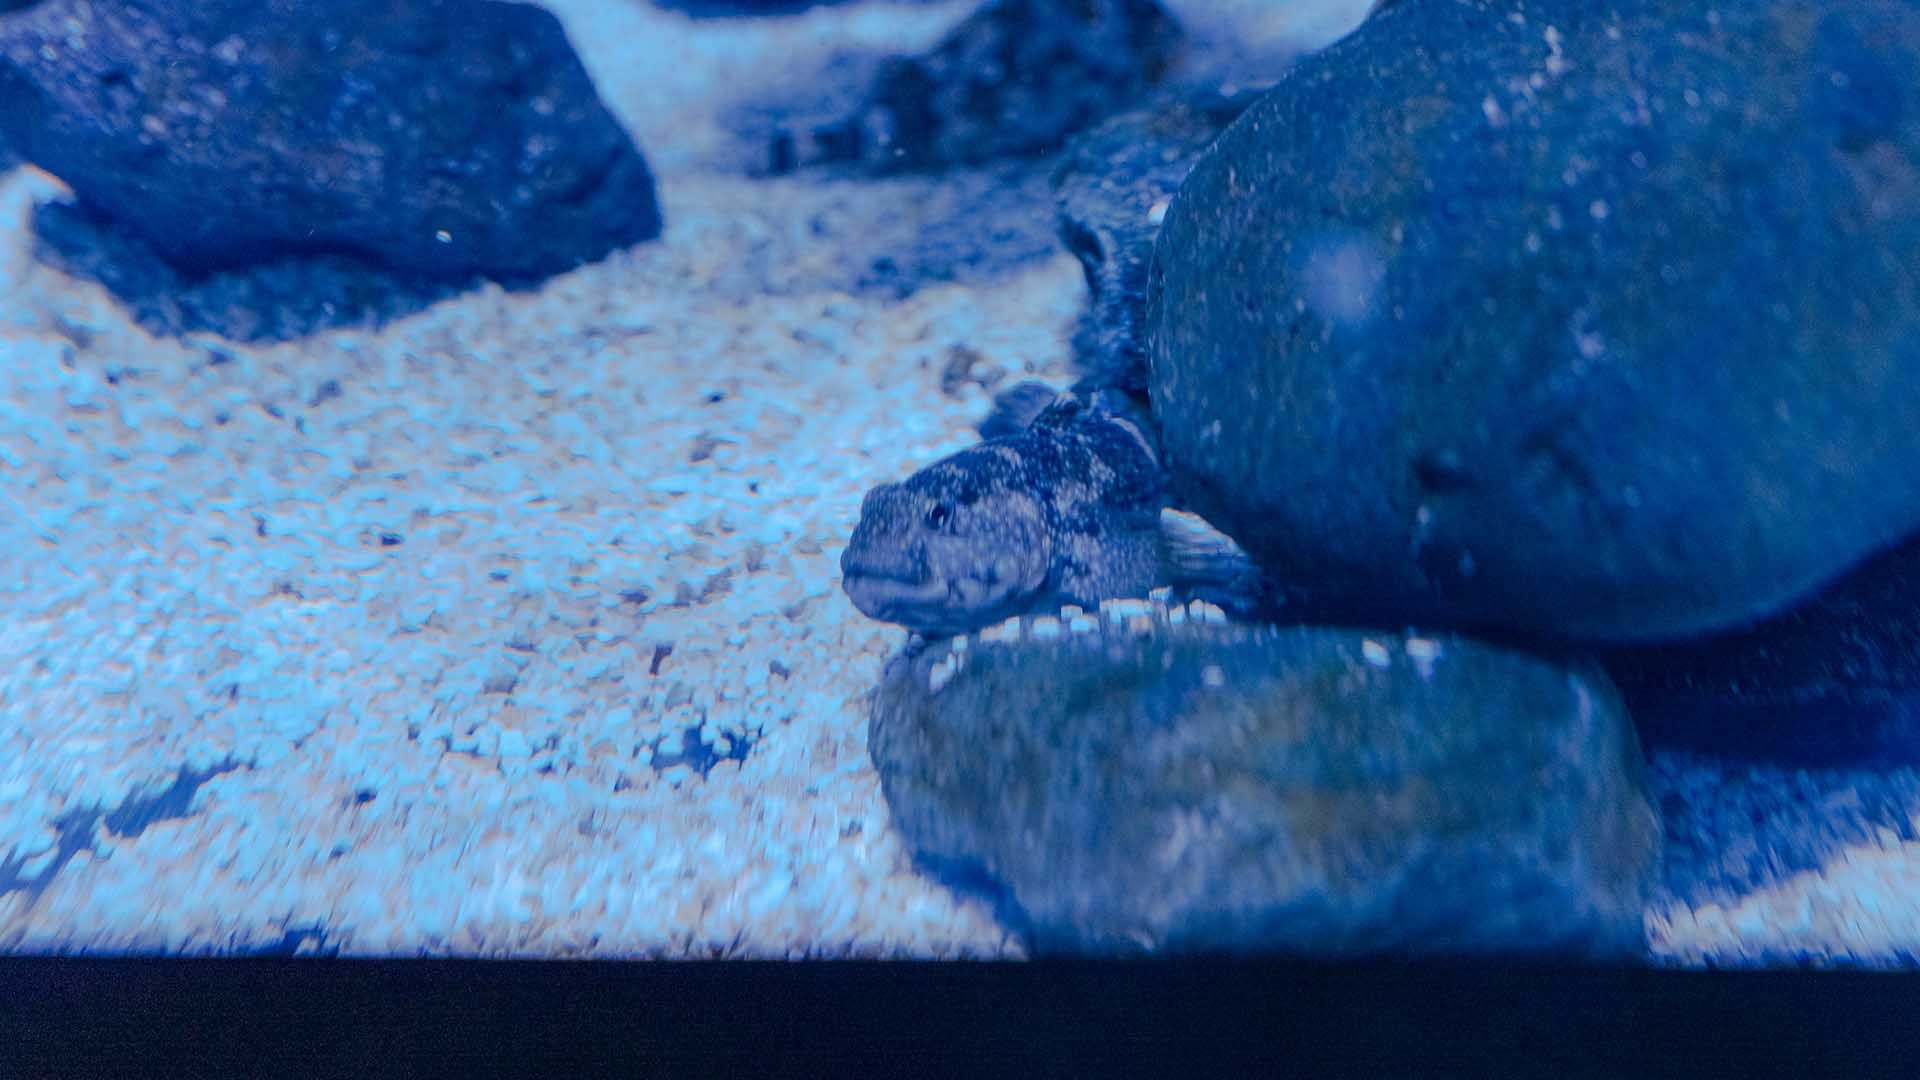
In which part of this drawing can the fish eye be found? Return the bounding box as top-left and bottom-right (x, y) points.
(925, 503), (954, 530)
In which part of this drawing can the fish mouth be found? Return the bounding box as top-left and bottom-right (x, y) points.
(839, 538), (926, 584)
(841, 571), (950, 624)
(842, 569), (1028, 636)
(841, 541), (951, 628)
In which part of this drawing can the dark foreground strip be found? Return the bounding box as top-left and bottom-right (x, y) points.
(0, 956), (1914, 1077)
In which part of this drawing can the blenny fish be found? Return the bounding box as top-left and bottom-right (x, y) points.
(841, 390), (1259, 635)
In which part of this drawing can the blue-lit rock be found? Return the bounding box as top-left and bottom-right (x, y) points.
(869, 604), (1659, 955)
(1052, 89), (1256, 401)
(811, 0), (1184, 172)
(650, 0), (865, 13)
(0, 0), (661, 280)
(1148, 0), (1920, 643)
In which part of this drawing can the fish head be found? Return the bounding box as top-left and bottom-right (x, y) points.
(840, 453), (1054, 635)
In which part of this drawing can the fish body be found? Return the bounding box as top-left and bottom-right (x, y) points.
(840, 393), (1171, 635)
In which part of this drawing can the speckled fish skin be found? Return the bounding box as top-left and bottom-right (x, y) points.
(841, 395), (1167, 635)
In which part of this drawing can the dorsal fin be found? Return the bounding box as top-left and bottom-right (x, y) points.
(978, 380), (1068, 440)
(1083, 386), (1161, 464)
(1028, 391), (1088, 432)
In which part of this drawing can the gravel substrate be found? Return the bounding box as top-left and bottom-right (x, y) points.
(1646, 753), (1920, 966)
(2, 0), (1918, 964)
(0, 152), (1083, 955)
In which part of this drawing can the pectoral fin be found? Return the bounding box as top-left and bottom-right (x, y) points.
(1157, 508), (1274, 619)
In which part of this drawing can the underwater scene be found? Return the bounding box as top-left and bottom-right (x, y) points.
(1, 0), (1917, 965)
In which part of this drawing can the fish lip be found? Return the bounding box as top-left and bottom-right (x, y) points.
(842, 569), (1029, 636)
(838, 545), (930, 586)
(841, 571), (949, 620)
(838, 561), (929, 587)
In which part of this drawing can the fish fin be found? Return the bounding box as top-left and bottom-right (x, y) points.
(1083, 387), (1162, 464)
(978, 381), (1068, 440)
(1158, 509), (1273, 618)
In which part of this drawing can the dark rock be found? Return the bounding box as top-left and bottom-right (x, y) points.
(1053, 89), (1257, 398)
(0, 0), (661, 281)
(804, 164), (1064, 300)
(30, 200), (459, 343)
(652, 0), (852, 13)
(732, 49), (896, 179)
(1148, 0), (1920, 643)
(870, 603), (1659, 955)
(1604, 534), (1920, 766)
(809, 0), (1184, 172)
(652, 0), (906, 14)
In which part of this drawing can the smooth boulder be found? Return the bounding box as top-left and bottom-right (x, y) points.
(0, 0), (661, 280)
(1053, 89), (1255, 398)
(1148, 0), (1920, 643)
(870, 601), (1659, 955)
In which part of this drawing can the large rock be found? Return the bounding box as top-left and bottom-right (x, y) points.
(870, 601), (1659, 955)
(809, 0), (1183, 172)
(1053, 89), (1255, 398)
(0, 0), (661, 280)
(27, 199), (459, 342)
(1148, 0), (1920, 643)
